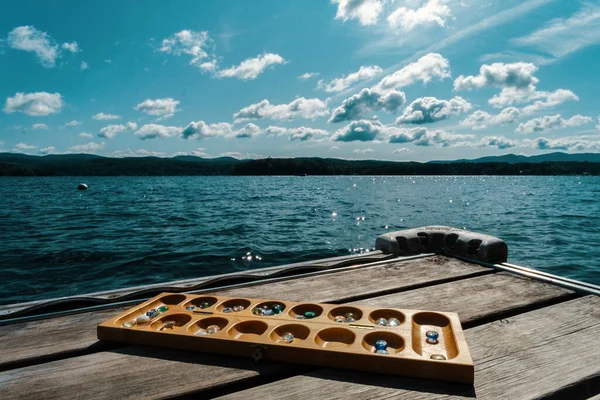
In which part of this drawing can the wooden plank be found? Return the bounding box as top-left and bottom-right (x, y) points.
(213, 296), (600, 400)
(0, 256), (485, 369)
(0, 271), (575, 399)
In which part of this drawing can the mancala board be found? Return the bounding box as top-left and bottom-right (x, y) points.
(97, 293), (474, 383)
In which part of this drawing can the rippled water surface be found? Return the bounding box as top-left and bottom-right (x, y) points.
(2, 176), (599, 305)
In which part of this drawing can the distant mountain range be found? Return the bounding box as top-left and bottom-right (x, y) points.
(1, 152), (600, 176)
(428, 152), (600, 163)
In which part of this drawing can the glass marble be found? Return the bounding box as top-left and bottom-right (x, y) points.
(199, 302), (211, 309)
(304, 311), (317, 319)
(186, 306), (195, 311)
(253, 308), (263, 315)
(374, 318), (388, 326)
(123, 321), (136, 328)
(272, 304), (283, 314)
(279, 332), (294, 344)
(346, 316), (357, 323)
(375, 340), (388, 351)
(375, 349), (389, 355)
(146, 308), (157, 316)
(426, 338), (439, 345)
(195, 329), (208, 336)
(430, 354), (446, 360)
(344, 313), (356, 320)
(388, 318), (401, 327)
(232, 305), (245, 312)
(223, 307), (233, 313)
(157, 306), (169, 313)
(136, 315), (150, 324)
(334, 316), (346, 323)
(207, 325), (221, 334)
(295, 315), (307, 320)
(263, 309), (275, 316)
(426, 330), (439, 340)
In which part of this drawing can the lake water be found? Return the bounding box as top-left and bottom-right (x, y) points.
(2, 176), (599, 305)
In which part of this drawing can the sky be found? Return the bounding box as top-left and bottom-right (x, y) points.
(1, 0), (600, 162)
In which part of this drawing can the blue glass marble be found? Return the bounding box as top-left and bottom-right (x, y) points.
(186, 306), (195, 311)
(426, 330), (439, 340)
(272, 304), (283, 314)
(375, 349), (389, 355)
(263, 309), (275, 316)
(304, 311), (317, 319)
(223, 307), (233, 313)
(375, 340), (388, 351)
(146, 309), (157, 316)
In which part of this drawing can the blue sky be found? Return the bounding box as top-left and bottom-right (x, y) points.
(1, 0), (599, 161)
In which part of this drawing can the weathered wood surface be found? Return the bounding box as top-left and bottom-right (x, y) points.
(1, 251), (391, 315)
(0, 256), (484, 369)
(0, 269), (578, 399)
(214, 296), (600, 400)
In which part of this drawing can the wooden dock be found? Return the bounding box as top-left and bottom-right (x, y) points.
(1, 229), (599, 399)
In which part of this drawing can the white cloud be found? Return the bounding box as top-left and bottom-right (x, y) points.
(32, 123), (48, 130)
(234, 97), (329, 121)
(376, 53), (451, 92)
(597, 117), (600, 132)
(216, 53), (287, 80)
(298, 72), (319, 80)
(79, 132), (93, 138)
(329, 88), (406, 123)
(461, 107), (520, 130)
(108, 148), (168, 158)
(387, 0), (452, 32)
(219, 152), (263, 159)
(388, 127), (474, 147)
(396, 96), (471, 125)
(98, 122), (137, 139)
(513, 3), (600, 60)
(181, 121), (261, 139)
(39, 146), (56, 155)
(68, 142), (105, 153)
(522, 136), (600, 151)
(477, 136), (517, 149)
(318, 65), (382, 92)
(332, 120), (386, 142)
(516, 114), (592, 134)
(134, 124), (182, 140)
(13, 143), (37, 152)
(62, 41), (79, 53)
(174, 148), (212, 158)
(92, 112), (121, 120)
(520, 89), (578, 114)
(135, 98), (180, 119)
(104, 59), (112, 64)
(80, 61), (89, 71)
(352, 148), (375, 154)
(392, 148), (411, 154)
(332, 0), (384, 26)
(454, 62), (538, 91)
(7, 26), (59, 67)
(65, 120), (82, 127)
(488, 87), (578, 110)
(264, 126), (329, 141)
(3, 92), (63, 116)
(159, 30), (214, 67)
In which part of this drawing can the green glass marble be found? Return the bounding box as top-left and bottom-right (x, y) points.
(157, 305), (169, 313)
(123, 321), (136, 328)
(304, 311), (317, 319)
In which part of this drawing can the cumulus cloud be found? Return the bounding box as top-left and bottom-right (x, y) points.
(265, 126), (329, 141)
(516, 114), (592, 134)
(460, 107), (520, 130)
(477, 136), (517, 149)
(332, 0), (384, 26)
(387, 0), (452, 32)
(181, 121), (261, 139)
(329, 88), (405, 123)
(134, 124), (182, 140)
(234, 97), (329, 121)
(392, 148), (411, 154)
(98, 122), (138, 139)
(135, 98), (180, 119)
(388, 127), (474, 147)
(396, 96), (471, 125)
(298, 72), (319, 80)
(92, 112), (121, 120)
(32, 123), (48, 130)
(3, 92), (63, 116)
(489, 87), (578, 110)
(454, 62), (538, 91)
(317, 65), (382, 92)
(68, 142), (105, 153)
(216, 53), (287, 80)
(219, 152), (263, 159)
(80, 61), (89, 71)
(376, 53), (451, 92)
(520, 89), (578, 114)
(13, 143), (37, 152)
(159, 30), (214, 67)
(352, 148), (375, 154)
(38, 146), (56, 155)
(522, 136), (600, 151)
(79, 132), (93, 138)
(62, 41), (79, 53)
(173, 148), (212, 158)
(332, 120), (386, 142)
(65, 120), (82, 127)
(7, 26), (59, 67)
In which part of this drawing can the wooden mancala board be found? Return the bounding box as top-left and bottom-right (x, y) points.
(97, 293), (474, 383)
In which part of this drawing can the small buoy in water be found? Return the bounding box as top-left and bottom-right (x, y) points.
(77, 183), (88, 191)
